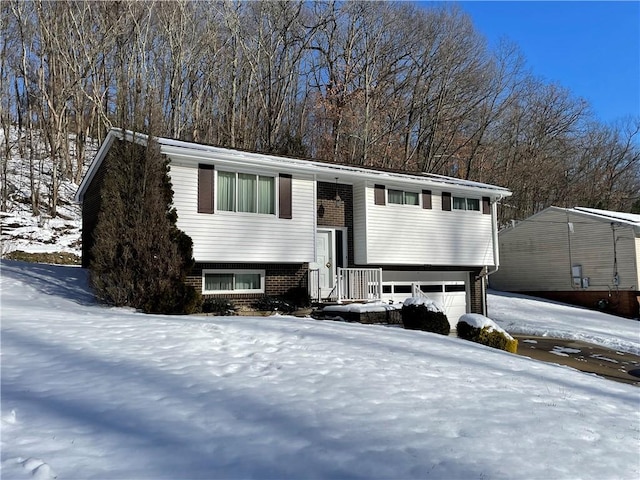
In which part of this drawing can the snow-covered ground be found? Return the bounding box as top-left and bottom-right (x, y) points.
(489, 290), (640, 355)
(2, 259), (639, 480)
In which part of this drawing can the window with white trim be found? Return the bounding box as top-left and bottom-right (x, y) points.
(388, 189), (420, 205)
(453, 197), (480, 211)
(217, 171), (275, 214)
(202, 269), (265, 294)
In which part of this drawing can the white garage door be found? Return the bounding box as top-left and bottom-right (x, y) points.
(380, 271), (470, 329)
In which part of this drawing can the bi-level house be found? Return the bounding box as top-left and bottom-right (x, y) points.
(76, 129), (511, 324)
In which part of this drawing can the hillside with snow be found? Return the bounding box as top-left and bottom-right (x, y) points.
(0, 128), (94, 261)
(2, 259), (640, 480)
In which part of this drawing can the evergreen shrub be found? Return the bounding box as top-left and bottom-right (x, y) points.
(89, 132), (200, 314)
(456, 318), (518, 353)
(202, 297), (236, 315)
(401, 303), (450, 335)
(252, 296), (295, 313)
(282, 286), (311, 308)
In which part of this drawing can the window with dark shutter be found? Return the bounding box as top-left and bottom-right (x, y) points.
(482, 197), (491, 214)
(374, 184), (386, 205)
(442, 192), (451, 211)
(279, 174), (292, 219)
(422, 190), (432, 209)
(198, 164), (215, 213)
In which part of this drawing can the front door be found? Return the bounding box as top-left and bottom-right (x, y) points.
(316, 230), (334, 299)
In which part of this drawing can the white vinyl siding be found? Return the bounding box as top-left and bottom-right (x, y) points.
(352, 182), (368, 264)
(358, 183), (494, 266)
(169, 163), (315, 263)
(490, 208), (640, 292)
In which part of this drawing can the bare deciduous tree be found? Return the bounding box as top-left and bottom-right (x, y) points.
(1, 0), (638, 222)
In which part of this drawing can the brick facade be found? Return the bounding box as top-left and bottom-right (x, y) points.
(316, 181), (355, 265)
(468, 268), (486, 315)
(188, 262), (309, 307)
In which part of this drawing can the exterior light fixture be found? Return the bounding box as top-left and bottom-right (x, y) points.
(334, 177), (343, 207)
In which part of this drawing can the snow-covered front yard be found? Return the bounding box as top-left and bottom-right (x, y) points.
(1, 260), (639, 479)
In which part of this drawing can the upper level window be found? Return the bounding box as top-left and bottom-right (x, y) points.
(388, 189), (420, 206)
(453, 197), (480, 211)
(218, 171), (275, 214)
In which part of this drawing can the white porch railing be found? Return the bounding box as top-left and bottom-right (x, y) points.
(336, 267), (383, 303)
(308, 267), (383, 303)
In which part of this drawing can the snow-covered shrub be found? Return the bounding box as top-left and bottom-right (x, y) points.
(456, 314), (518, 353)
(401, 297), (450, 335)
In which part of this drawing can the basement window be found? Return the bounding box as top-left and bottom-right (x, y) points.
(203, 269), (265, 294)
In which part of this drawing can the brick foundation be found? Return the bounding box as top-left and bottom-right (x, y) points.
(187, 262), (309, 307)
(522, 290), (640, 319)
(468, 268), (486, 315)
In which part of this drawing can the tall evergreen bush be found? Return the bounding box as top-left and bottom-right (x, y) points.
(89, 131), (200, 314)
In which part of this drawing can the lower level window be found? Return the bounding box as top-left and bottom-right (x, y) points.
(203, 269), (265, 294)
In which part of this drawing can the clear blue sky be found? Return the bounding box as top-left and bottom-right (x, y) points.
(429, 1), (640, 124)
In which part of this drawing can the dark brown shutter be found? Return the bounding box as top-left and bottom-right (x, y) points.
(442, 192), (451, 211)
(422, 190), (432, 209)
(482, 196), (491, 214)
(374, 184), (386, 205)
(198, 164), (215, 214)
(279, 174), (292, 219)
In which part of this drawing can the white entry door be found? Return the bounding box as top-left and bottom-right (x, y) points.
(316, 230), (334, 299)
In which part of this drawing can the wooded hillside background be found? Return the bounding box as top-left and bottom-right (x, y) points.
(1, 0), (639, 223)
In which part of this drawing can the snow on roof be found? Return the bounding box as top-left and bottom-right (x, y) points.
(76, 128), (512, 202)
(571, 207), (640, 226)
(502, 205), (640, 233)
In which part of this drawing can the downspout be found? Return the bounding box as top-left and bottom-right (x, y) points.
(478, 195), (505, 316)
(311, 175), (319, 302)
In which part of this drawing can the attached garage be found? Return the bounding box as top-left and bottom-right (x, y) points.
(380, 271), (470, 328)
